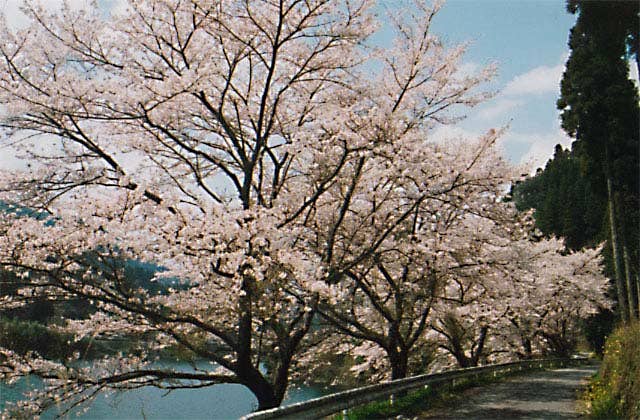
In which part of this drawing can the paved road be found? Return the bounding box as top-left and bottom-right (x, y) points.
(416, 364), (598, 419)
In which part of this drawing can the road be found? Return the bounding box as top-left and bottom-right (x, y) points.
(415, 364), (598, 419)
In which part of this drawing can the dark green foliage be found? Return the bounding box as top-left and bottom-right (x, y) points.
(512, 145), (605, 251)
(0, 270), (56, 323)
(0, 201), (50, 222)
(0, 250), (180, 361)
(0, 317), (140, 360)
(582, 310), (616, 356)
(0, 253), (176, 322)
(0, 202), (175, 327)
(557, 0), (639, 320)
(558, 1), (639, 226)
(513, 0), (638, 343)
(0, 317), (78, 360)
(513, 149), (617, 348)
(0, 248), (188, 363)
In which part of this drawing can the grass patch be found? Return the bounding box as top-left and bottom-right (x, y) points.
(583, 321), (640, 419)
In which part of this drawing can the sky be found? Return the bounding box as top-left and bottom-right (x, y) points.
(0, 0), (636, 172)
(426, 0), (578, 170)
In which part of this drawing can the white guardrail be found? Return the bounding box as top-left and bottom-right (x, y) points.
(240, 356), (591, 420)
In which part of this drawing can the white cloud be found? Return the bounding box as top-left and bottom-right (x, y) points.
(430, 125), (481, 144)
(502, 63), (564, 97)
(500, 129), (573, 173)
(429, 124), (572, 172)
(501, 56), (637, 98)
(476, 98), (523, 121)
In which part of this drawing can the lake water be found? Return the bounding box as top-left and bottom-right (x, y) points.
(0, 361), (327, 419)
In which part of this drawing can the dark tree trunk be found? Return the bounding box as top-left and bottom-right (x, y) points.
(455, 355), (471, 368)
(469, 326), (488, 366)
(635, 48), (639, 85)
(273, 345), (295, 405)
(236, 274), (282, 410)
(521, 336), (533, 359)
(241, 368), (280, 410)
(636, 272), (640, 320)
(388, 349), (409, 380)
(450, 342), (471, 368)
(606, 174), (628, 321)
(623, 245), (636, 319)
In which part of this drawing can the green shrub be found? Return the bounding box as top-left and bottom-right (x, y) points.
(0, 317), (129, 360)
(585, 321), (640, 418)
(0, 317), (72, 360)
(582, 309), (615, 356)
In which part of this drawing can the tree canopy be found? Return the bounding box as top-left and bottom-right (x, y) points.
(557, 0), (639, 321)
(0, 0), (611, 416)
(512, 145), (605, 251)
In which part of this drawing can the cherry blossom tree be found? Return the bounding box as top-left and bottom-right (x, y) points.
(433, 232), (611, 366)
(502, 239), (611, 358)
(0, 0), (610, 416)
(0, 0), (374, 413)
(429, 210), (524, 368)
(312, 131), (518, 379)
(0, 0), (497, 415)
(289, 2), (504, 381)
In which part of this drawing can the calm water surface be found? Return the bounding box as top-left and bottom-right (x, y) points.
(0, 361), (327, 419)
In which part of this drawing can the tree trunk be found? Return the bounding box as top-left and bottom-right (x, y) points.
(273, 354), (292, 405)
(454, 353), (471, 368)
(606, 175), (628, 321)
(388, 349), (409, 380)
(635, 272), (640, 320)
(242, 369), (281, 410)
(470, 326), (488, 367)
(635, 49), (640, 87)
(520, 336), (533, 359)
(623, 245), (636, 319)
(237, 275), (282, 410)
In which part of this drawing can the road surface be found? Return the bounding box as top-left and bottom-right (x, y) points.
(415, 364), (598, 419)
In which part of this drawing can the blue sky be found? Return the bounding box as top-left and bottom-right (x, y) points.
(423, 0), (578, 170)
(1, 0), (636, 171)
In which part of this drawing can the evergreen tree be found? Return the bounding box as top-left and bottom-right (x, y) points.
(513, 145), (605, 251)
(557, 0), (640, 321)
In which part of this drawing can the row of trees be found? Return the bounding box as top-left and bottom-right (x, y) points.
(556, 0), (639, 321)
(0, 0), (609, 416)
(515, 0), (639, 325)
